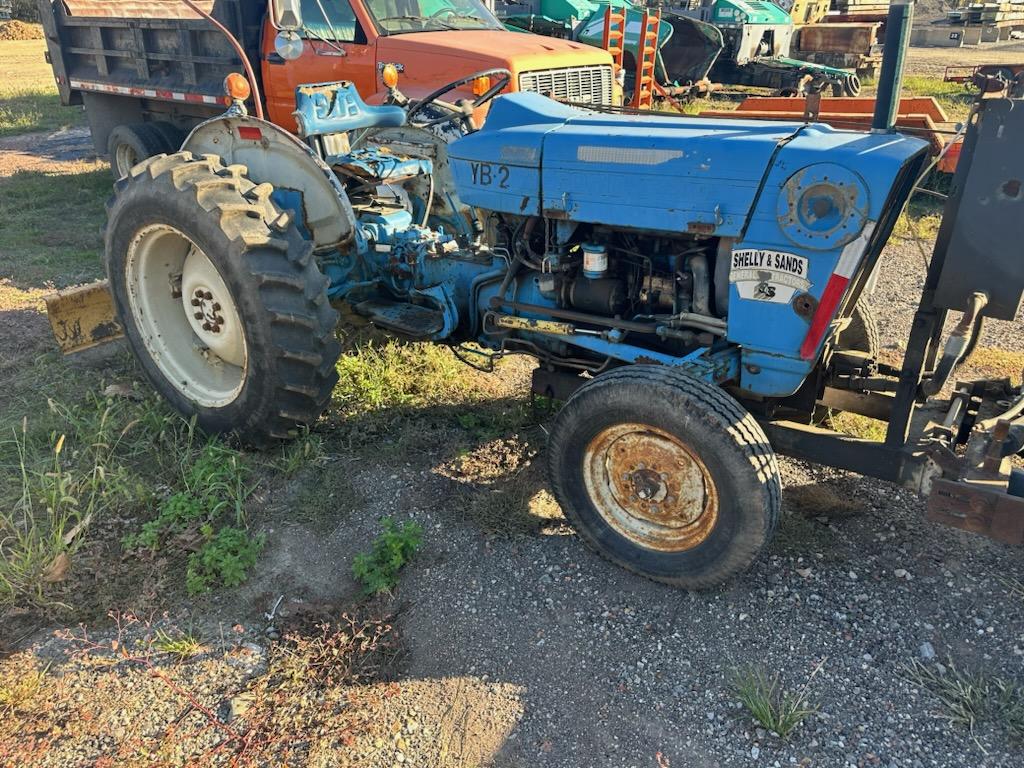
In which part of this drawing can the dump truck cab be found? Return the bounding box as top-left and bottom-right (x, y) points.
(35, 0), (614, 175)
(261, 0), (613, 131)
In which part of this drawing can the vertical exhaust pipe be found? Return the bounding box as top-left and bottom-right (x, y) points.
(872, 0), (915, 132)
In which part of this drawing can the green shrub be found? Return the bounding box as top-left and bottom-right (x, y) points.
(352, 518), (423, 594)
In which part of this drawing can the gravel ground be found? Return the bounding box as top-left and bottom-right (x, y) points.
(874, 239), (1024, 354)
(3, 76), (1024, 768)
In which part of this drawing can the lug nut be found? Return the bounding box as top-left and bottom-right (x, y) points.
(190, 298), (201, 307)
(194, 312), (204, 320)
(211, 302), (221, 311)
(194, 288), (204, 297)
(202, 322), (212, 331)
(203, 290), (213, 300)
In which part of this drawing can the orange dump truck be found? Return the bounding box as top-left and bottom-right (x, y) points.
(36, 0), (613, 175)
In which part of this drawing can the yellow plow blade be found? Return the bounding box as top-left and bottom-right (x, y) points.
(44, 281), (123, 354)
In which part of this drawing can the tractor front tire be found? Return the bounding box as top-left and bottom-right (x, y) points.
(105, 151), (340, 445)
(547, 366), (781, 589)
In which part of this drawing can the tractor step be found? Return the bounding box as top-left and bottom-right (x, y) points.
(354, 299), (443, 338)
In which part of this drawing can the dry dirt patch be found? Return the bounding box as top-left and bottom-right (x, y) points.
(0, 21), (43, 41)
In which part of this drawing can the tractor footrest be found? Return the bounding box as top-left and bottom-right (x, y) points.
(927, 477), (1024, 545)
(354, 299), (443, 339)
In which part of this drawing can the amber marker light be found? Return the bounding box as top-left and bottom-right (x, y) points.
(224, 72), (251, 102)
(382, 64), (399, 89)
(472, 76), (491, 96)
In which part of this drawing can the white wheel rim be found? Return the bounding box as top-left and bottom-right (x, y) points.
(115, 142), (138, 177)
(125, 224), (248, 407)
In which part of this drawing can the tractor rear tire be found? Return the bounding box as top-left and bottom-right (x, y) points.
(107, 123), (175, 179)
(105, 151), (340, 445)
(837, 300), (880, 358)
(547, 366), (780, 589)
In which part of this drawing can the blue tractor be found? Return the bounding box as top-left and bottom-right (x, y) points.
(90, 4), (1024, 587)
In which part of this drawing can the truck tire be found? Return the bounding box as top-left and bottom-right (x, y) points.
(107, 123), (175, 179)
(547, 366), (781, 589)
(843, 74), (862, 97)
(105, 151), (340, 445)
(149, 121), (185, 153)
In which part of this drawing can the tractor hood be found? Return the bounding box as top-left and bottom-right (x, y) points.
(448, 93), (930, 239)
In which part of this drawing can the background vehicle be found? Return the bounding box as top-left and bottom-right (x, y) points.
(35, 0), (613, 176)
(51, 1), (1024, 589)
(497, 0), (861, 97)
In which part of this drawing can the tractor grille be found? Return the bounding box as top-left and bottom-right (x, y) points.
(518, 65), (614, 106)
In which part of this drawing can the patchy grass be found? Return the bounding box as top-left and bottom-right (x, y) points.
(733, 665), (819, 739)
(0, 388), (262, 608)
(1000, 576), (1024, 603)
(899, 75), (976, 123)
(0, 39), (85, 137)
(962, 347), (1024, 385)
(152, 628), (205, 660)
(905, 660), (1024, 743)
(771, 509), (838, 560)
(328, 338), (532, 459)
(352, 518), (423, 595)
(333, 339), (479, 412)
(118, 436), (266, 596)
(286, 461), (365, 531)
(0, 167), (110, 288)
(0, 656), (47, 715)
(830, 412), (888, 442)
(859, 74), (974, 122)
(456, 464), (562, 537)
(0, 396), (167, 607)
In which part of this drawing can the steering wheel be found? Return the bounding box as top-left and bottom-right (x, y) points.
(405, 68), (512, 129)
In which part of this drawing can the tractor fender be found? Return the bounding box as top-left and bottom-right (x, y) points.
(182, 114), (360, 251)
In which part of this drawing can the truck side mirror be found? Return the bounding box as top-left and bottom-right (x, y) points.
(271, 0), (303, 31)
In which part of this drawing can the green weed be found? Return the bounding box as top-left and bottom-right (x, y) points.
(124, 440), (250, 550)
(266, 428), (324, 477)
(153, 628), (204, 660)
(186, 525), (265, 595)
(352, 518), (423, 595)
(733, 665), (819, 739)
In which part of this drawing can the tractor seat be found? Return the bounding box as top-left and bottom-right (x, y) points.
(293, 81), (407, 138)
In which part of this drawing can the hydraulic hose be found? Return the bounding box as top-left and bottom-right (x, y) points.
(183, 0), (264, 120)
(688, 254), (711, 317)
(922, 291), (988, 396)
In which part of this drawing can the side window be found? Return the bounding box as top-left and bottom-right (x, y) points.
(299, 0), (360, 42)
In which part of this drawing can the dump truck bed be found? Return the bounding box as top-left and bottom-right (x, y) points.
(36, 0), (259, 109)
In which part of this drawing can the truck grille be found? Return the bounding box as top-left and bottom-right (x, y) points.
(518, 65), (613, 106)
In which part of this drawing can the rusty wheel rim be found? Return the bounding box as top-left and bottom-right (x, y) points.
(583, 423), (719, 552)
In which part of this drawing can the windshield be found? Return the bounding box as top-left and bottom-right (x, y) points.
(365, 0), (503, 35)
